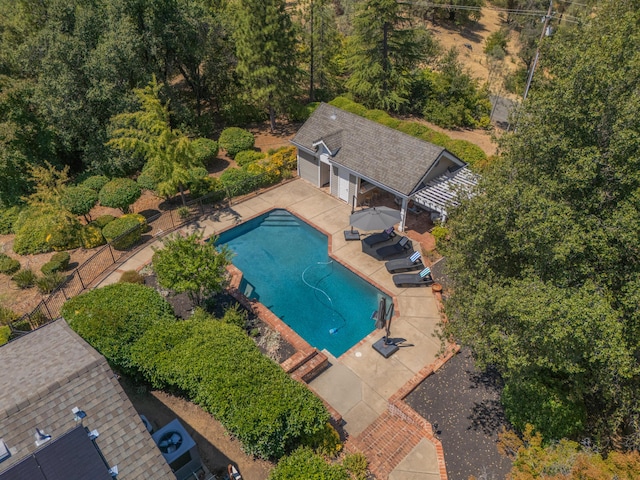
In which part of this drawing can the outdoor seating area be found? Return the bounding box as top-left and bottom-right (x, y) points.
(393, 267), (434, 288)
(385, 251), (423, 273)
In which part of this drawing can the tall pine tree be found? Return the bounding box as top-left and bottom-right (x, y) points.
(345, 0), (437, 111)
(232, 0), (299, 131)
(107, 78), (199, 205)
(298, 0), (343, 102)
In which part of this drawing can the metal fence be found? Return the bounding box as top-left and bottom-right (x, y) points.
(7, 193), (219, 338)
(5, 168), (295, 341)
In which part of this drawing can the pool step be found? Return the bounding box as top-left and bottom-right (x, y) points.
(286, 348), (329, 383)
(260, 217), (300, 227)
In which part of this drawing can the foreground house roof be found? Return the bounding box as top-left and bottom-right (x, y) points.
(0, 320), (175, 479)
(291, 103), (447, 196)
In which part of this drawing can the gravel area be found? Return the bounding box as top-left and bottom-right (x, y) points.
(405, 349), (513, 480)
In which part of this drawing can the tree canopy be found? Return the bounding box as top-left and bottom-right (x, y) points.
(232, 0), (299, 131)
(345, 0), (437, 111)
(152, 231), (232, 306)
(107, 77), (201, 204)
(443, 0), (640, 448)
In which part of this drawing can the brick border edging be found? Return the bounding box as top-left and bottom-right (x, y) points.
(384, 289), (460, 480)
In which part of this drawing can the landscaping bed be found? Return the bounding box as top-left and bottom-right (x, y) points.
(143, 273), (295, 364)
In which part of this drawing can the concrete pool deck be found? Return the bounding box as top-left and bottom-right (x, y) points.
(98, 179), (450, 479)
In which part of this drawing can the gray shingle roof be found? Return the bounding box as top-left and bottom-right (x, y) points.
(291, 103), (446, 195)
(0, 320), (175, 479)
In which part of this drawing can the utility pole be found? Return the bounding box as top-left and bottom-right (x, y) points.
(522, 0), (554, 101)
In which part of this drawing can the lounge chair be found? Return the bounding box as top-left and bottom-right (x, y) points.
(393, 267), (434, 288)
(376, 236), (411, 259)
(385, 251), (423, 273)
(362, 227), (395, 247)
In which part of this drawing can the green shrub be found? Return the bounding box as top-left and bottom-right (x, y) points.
(12, 206), (37, 232)
(41, 251), (70, 275)
(342, 453), (369, 480)
(191, 138), (219, 164)
(0, 254), (20, 275)
(442, 139), (487, 167)
(504, 66), (528, 96)
(99, 178), (141, 213)
(131, 318), (330, 459)
(0, 325), (9, 346)
(329, 96), (368, 116)
(176, 206), (191, 220)
(484, 29), (509, 56)
(219, 127), (255, 158)
(269, 146), (297, 170)
(79, 224), (107, 248)
(136, 168), (160, 192)
(0, 305), (19, 326)
(12, 269), (36, 289)
(268, 447), (349, 479)
(221, 100), (267, 126)
(396, 121), (432, 138)
(220, 303), (247, 329)
(189, 175), (223, 199)
(219, 168), (263, 197)
(431, 225), (449, 249)
(81, 175), (110, 192)
(61, 185), (98, 218)
(121, 213), (147, 229)
(13, 211), (82, 255)
(299, 422), (342, 457)
(91, 215), (115, 229)
(0, 205), (23, 234)
(235, 150), (266, 167)
(102, 216), (142, 250)
(119, 270), (145, 284)
(35, 272), (67, 294)
(287, 101), (320, 122)
(502, 376), (586, 441)
(62, 283), (176, 372)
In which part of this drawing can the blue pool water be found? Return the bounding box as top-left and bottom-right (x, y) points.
(215, 209), (391, 357)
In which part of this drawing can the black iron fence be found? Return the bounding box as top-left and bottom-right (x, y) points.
(6, 193), (219, 338)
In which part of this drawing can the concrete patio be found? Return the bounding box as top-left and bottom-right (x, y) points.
(98, 179), (448, 479)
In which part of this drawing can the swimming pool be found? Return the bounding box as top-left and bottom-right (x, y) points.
(215, 209), (391, 357)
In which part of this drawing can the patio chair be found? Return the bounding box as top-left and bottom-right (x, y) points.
(385, 251), (423, 273)
(375, 236), (411, 259)
(362, 227), (395, 247)
(393, 267), (434, 288)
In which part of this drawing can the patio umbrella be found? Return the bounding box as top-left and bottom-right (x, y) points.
(375, 296), (387, 330)
(349, 206), (401, 232)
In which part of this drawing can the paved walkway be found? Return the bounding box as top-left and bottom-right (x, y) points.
(98, 179), (450, 479)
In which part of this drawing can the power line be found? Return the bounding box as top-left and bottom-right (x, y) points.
(398, 1), (582, 22)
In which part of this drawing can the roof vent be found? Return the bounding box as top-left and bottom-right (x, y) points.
(330, 114), (337, 120)
(35, 428), (51, 447)
(0, 439), (11, 463)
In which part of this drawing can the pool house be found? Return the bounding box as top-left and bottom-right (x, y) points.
(291, 103), (478, 230)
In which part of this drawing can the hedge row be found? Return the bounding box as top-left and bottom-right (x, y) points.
(132, 317), (329, 459)
(328, 96), (487, 167)
(62, 283), (330, 459)
(219, 146), (297, 198)
(61, 283), (177, 371)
